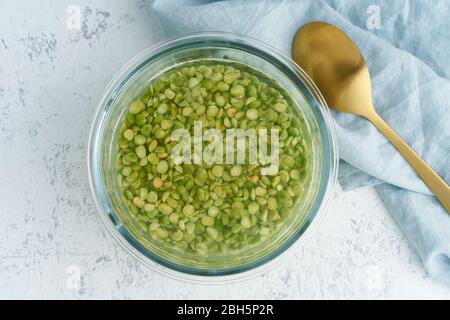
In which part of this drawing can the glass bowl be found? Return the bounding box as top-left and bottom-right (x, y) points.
(87, 32), (338, 283)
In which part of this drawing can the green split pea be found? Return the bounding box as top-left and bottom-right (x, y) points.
(115, 61), (310, 256)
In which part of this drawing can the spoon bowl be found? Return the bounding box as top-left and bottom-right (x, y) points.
(293, 22), (373, 117)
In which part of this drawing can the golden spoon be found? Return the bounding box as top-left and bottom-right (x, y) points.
(292, 21), (450, 213)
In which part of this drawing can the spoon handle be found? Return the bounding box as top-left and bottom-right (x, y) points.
(366, 109), (450, 213)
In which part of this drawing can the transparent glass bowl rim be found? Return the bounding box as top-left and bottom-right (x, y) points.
(87, 32), (338, 284)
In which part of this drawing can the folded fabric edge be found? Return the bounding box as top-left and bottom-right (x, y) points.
(338, 160), (384, 190)
(375, 183), (450, 286)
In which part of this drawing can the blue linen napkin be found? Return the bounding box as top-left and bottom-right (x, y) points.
(152, 0), (450, 285)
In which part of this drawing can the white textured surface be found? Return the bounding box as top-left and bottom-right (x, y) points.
(0, 0), (449, 299)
